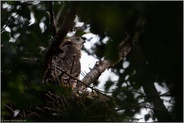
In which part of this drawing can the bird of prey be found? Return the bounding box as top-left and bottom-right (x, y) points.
(43, 36), (84, 90)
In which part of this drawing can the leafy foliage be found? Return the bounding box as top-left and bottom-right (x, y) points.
(1, 1), (183, 122)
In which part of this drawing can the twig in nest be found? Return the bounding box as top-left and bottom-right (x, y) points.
(5, 104), (23, 117)
(55, 66), (92, 89)
(46, 93), (55, 101)
(22, 74), (30, 87)
(54, 65), (114, 101)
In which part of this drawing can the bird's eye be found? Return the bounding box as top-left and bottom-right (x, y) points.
(75, 37), (83, 42)
(76, 37), (80, 41)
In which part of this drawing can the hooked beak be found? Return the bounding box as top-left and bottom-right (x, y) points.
(79, 37), (86, 44)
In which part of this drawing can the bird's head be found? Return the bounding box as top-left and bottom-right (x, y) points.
(67, 36), (85, 49)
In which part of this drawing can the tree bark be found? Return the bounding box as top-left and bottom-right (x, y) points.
(45, 2), (80, 64)
(132, 42), (172, 121)
(143, 81), (172, 121)
(81, 36), (131, 85)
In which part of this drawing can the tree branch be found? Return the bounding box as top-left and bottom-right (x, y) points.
(48, 1), (56, 36)
(81, 18), (172, 121)
(82, 36), (131, 85)
(130, 18), (172, 121)
(45, 2), (80, 64)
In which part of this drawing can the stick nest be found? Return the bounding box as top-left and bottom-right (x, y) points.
(3, 84), (119, 121)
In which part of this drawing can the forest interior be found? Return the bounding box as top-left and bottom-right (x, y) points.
(1, 1), (183, 122)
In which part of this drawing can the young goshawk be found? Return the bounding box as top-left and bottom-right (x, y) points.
(43, 36), (84, 90)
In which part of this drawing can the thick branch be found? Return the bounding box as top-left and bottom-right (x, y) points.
(81, 18), (172, 121)
(131, 19), (172, 121)
(81, 60), (111, 85)
(143, 81), (172, 121)
(82, 36), (131, 85)
(45, 2), (80, 64)
(133, 42), (172, 121)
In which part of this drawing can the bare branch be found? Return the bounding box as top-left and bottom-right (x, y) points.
(131, 18), (172, 121)
(81, 36), (131, 86)
(48, 1), (56, 36)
